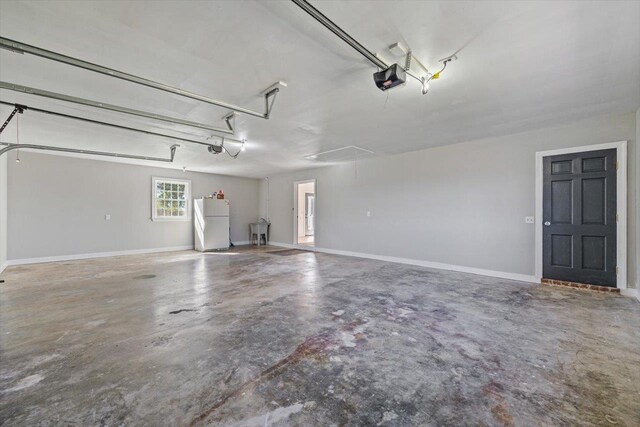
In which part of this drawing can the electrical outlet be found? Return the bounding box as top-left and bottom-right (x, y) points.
(105, 214), (111, 221)
(525, 216), (534, 224)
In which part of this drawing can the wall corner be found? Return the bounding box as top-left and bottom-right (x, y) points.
(0, 154), (7, 274)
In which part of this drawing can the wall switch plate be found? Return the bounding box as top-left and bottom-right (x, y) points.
(366, 211), (371, 217)
(525, 216), (534, 224)
(105, 214), (111, 221)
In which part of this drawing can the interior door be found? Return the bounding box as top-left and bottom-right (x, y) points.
(542, 149), (617, 287)
(305, 193), (315, 236)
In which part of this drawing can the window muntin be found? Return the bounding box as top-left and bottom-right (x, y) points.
(152, 178), (190, 220)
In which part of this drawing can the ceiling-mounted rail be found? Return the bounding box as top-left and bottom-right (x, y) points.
(0, 81), (234, 134)
(0, 141), (179, 162)
(0, 36), (280, 119)
(291, 0), (438, 94)
(0, 100), (244, 148)
(0, 103), (24, 134)
(290, 0), (388, 70)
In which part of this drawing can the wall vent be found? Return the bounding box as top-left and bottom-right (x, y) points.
(305, 146), (374, 162)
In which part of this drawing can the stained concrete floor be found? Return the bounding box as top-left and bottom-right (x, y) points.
(1, 246), (639, 426)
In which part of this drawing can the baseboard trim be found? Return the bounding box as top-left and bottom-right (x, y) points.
(7, 241), (630, 296)
(269, 242), (537, 283)
(620, 288), (640, 301)
(6, 245), (195, 266)
(269, 242), (297, 249)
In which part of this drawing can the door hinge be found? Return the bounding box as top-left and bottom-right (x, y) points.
(616, 266), (619, 275)
(615, 161), (619, 170)
(616, 213), (618, 222)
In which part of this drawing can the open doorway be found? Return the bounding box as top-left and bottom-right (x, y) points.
(294, 179), (315, 246)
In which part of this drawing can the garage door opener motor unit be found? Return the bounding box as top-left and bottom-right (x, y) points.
(373, 64), (407, 91)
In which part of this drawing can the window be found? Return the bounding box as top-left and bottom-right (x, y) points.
(152, 177), (191, 221)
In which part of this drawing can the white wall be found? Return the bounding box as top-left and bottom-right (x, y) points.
(637, 108), (640, 299)
(263, 112), (638, 286)
(259, 178), (269, 221)
(0, 155), (7, 273)
(7, 152), (259, 261)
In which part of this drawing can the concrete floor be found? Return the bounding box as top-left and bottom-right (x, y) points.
(1, 246), (639, 426)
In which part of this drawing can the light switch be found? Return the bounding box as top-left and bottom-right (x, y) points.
(105, 214), (111, 221)
(525, 216), (534, 224)
(366, 211), (371, 217)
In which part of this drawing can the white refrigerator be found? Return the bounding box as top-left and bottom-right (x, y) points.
(194, 198), (230, 251)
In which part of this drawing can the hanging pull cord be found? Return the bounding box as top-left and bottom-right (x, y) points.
(221, 139), (244, 159)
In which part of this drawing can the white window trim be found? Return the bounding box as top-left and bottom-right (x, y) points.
(151, 176), (192, 222)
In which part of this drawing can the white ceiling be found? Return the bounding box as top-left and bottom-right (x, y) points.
(1, 0), (638, 178)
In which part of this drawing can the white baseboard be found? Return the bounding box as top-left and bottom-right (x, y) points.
(7, 241), (633, 298)
(6, 245), (195, 266)
(269, 242), (538, 283)
(6, 241), (260, 267)
(269, 242), (297, 249)
(620, 288), (634, 297)
(620, 288), (640, 301)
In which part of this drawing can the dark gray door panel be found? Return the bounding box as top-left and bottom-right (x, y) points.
(542, 149), (616, 287)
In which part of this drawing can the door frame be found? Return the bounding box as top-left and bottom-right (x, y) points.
(534, 141), (627, 289)
(293, 179), (316, 246)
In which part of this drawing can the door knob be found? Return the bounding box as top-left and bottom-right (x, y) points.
(544, 221), (551, 226)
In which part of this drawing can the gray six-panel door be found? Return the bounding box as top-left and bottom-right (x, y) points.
(542, 149), (617, 287)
